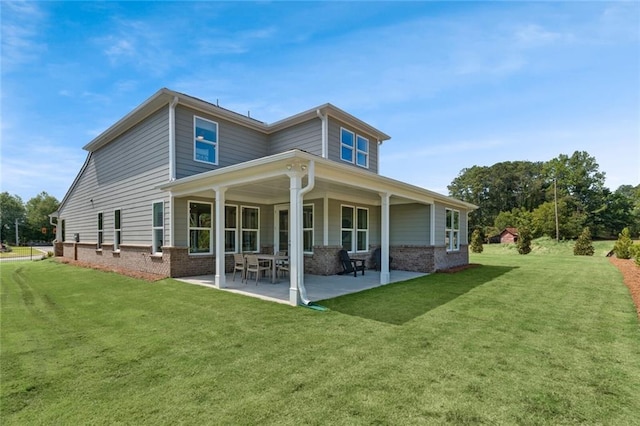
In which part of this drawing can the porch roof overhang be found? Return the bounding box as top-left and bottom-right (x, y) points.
(157, 150), (477, 211)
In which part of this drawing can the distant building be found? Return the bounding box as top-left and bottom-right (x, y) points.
(499, 228), (519, 244)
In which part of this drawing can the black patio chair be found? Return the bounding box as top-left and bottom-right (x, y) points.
(338, 249), (366, 277)
(371, 247), (393, 271)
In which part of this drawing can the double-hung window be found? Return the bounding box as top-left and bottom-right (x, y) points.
(97, 212), (103, 249)
(114, 209), (121, 251)
(225, 205), (238, 253)
(303, 204), (314, 253)
(194, 116), (218, 164)
(152, 201), (164, 254)
(341, 205), (354, 252)
(189, 201), (212, 254)
(341, 205), (369, 253)
(241, 206), (259, 252)
(445, 208), (460, 251)
(356, 207), (369, 252)
(340, 128), (369, 168)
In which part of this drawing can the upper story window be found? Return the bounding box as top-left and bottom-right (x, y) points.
(340, 128), (369, 168)
(194, 116), (218, 165)
(189, 201), (212, 254)
(445, 208), (460, 251)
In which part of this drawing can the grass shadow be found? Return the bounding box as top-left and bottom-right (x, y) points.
(319, 264), (517, 325)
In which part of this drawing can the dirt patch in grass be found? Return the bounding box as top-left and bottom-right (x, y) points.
(54, 258), (167, 282)
(609, 257), (640, 318)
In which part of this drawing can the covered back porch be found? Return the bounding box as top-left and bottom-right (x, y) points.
(177, 270), (427, 305)
(161, 150), (472, 307)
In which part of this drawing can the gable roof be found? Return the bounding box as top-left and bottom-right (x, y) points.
(83, 88), (391, 153)
(501, 227), (519, 236)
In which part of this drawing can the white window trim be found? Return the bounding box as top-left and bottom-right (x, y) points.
(355, 135), (369, 168)
(97, 211), (104, 250)
(303, 203), (314, 254)
(356, 207), (369, 253)
(241, 205), (260, 253)
(225, 204), (238, 254)
(188, 200), (213, 255)
(341, 204), (355, 253)
(340, 127), (370, 169)
(445, 208), (460, 252)
(340, 127), (355, 164)
(193, 115), (219, 165)
(152, 201), (164, 254)
(113, 208), (121, 252)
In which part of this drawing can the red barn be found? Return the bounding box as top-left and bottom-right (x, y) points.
(499, 228), (519, 244)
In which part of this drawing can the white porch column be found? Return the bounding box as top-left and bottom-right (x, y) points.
(380, 192), (391, 284)
(214, 186), (227, 289)
(288, 167), (304, 305)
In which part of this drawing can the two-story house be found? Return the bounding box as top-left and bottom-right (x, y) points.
(51, 88), (477, 306)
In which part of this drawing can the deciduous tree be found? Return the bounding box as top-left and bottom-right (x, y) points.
(0, 192), (25, 244)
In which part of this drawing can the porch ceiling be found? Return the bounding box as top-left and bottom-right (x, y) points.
(159, 150), (477, 209)
(179, 174), (417, 206)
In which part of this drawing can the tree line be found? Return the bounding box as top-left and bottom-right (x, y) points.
(0, 191), (59, 245)
(448, 151), (640, 240)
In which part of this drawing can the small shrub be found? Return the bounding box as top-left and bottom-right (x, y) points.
(613, 227), (634, 259)
(573, 227), (594, 256)
(470, 229), (483, 253)
(517, 227), (532, 255)
(47, 251), (54, 258)
(631, 245), (640, 267)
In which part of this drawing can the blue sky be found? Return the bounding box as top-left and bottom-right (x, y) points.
(1, 1), (639, 203)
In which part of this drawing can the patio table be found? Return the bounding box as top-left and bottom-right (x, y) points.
(256, 254), (289, 284)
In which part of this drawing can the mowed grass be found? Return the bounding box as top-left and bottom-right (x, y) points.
(0, 246), (47, 259)
(2, 242), (639, 425)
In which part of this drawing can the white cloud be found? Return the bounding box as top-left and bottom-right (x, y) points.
(0, 1), (47, 72)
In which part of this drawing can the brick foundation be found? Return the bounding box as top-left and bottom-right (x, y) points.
(433, 245), (470, 271)
(388, 245), (435, 273)
(55, 243), (469, 278)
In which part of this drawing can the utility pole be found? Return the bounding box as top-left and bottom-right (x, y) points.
(15, 218), (19, 246)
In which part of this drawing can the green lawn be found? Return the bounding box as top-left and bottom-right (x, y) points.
(0, 246), (47, 259)
(2, 243), (639, 424)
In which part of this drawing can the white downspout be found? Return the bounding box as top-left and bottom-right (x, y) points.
(290, 160), (315, 305)
(169, 96), (179, 181)
(316, 109), (328, 159)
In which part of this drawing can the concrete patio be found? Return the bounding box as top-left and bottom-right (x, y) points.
(177, 270), (427, 305)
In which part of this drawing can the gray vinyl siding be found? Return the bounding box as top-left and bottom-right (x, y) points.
(269, 119), (322, 156)
(327, 118), (379, 174)
(389, 204), (431, 245)
(175, 106), (268, 179)
(434, 204), (447, 247)
(434, 203), (468, 247)
(59, 107), (171, 246)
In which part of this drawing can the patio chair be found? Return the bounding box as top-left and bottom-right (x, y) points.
(338, 249), (366, 277)
(245, 254), (270, 285)
(232, 253), (246, 282)
(371, 247), (393, 271)
(276, 251), (289, 278)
